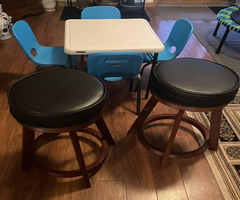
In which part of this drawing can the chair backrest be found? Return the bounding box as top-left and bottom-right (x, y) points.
(87, 52), (143, 81)
(161, 18), (193, 60)
(81, 6), (121, 19)
(12, 20), (41, 63)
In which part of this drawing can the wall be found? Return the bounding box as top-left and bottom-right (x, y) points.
(57, 0), (154, 5)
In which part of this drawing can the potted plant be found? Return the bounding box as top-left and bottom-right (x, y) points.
(42, 0), (56, 12)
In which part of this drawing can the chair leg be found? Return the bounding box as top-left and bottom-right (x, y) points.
(145, 53), (158, 99)
(215, 28), (230, 54)
(129, 79), (135, 92)
(69, 131), (91, 188)
(140, 63), (151, 77)
(95, 116), (115, 146)
(160, 110), (185, 169)
(209, 108), (223, 151)
(22, 127), (35, 171)
(213, 22), (220, 36)
(127, 96), (158, 134)
(68, 55), (73, 69)
(136, 74), (142, 115)
(81, 55), (84, 62)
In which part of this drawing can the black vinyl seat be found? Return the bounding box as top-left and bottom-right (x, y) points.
(150, 58), (239, 108)
(8, 69), (107, 128)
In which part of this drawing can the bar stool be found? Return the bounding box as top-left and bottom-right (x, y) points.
(128, 58), (240, 169)
(8, 69), (115, 187)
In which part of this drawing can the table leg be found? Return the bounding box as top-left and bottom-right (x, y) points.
(67, 0), (72, 7)
(213, 22), (220, 36)
(141, 0), (146, 17)
(68, 55), (73, 69)
(215, 27), (230, 54)
(144, 53), (158, 99)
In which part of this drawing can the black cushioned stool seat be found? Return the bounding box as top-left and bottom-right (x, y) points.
(8, 69), (115, 188)
(128, 58), (240, 169)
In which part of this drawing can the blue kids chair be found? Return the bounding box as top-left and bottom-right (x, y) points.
(12, 20), (73, 69)
(142, 19), (193, 98)
(87, 52), (143, 115)
(81, 6), (121, 19)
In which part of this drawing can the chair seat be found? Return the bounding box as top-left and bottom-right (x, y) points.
(8, 69), (107, 128)
(150, 58), (240, 108)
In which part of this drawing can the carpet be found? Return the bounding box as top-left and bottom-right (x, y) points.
(209, 6), (226, 15)
(157, 6), (240, 77)
(60, 6), (150, 21)
(157, 6), (240, 200)
(187, 90), (240, 200)
(157, 6), (216, 20)
(193, 23), (240, 76)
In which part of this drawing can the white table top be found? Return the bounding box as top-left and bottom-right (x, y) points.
(64, 19), (164, 55)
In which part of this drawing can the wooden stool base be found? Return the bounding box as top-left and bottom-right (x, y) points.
(21, 115), (114, 188)
(137, 114), (210, 159)
(33, 128), (108, 178)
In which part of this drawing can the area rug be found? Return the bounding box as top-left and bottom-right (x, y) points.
(193, 23), (240, 76)
(157, 6), (216, 20)
(157, 6), (240, 76)
(157, 6), (240, 200)
(187, 89), (240, 200)
(60, 6), (150, 21)
(209, 6), (226, 15)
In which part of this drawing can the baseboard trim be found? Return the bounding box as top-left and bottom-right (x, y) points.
(157, 3), (230, 7)
(57, 1), (156, 7)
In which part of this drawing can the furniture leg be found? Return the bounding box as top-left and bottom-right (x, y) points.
(140, 63), (151, 77)
(81, 55), (84, 62)
(215, 28), (230, 54)
(209, 108), (223, 151)
(136, 74), (142, 115)
(145, 53), (158, 99)
(68, 55), (73, 69)
(160, 110), (184, 169)
(141, 0), (146, 17)
(129, 79), (134, 92)
(127, 96), (158, 134)
(69, 131), (91, 188)
(22, 127), (35, 171)
(95, 117), (115, 146)
(213, 22), (220, 36)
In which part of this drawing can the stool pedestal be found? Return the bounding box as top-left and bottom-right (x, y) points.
(128, 95), (223, 169)
(21, 115), (114, 188)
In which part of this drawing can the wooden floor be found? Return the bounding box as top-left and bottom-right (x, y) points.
(0, 7), (225, 200)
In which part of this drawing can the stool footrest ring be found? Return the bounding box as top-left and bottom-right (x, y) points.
(33, 128), (108, 178)
(137, 114), (210, 159)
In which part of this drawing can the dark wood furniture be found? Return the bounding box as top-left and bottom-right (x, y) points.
(8, 69), (115, 188)
(128, 58), (240, 169)
(0, 0), (44, 21)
